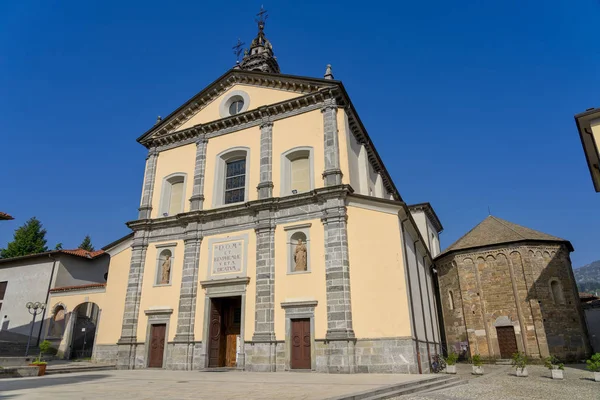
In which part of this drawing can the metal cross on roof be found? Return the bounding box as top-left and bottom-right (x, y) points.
(232, 38), (245, 62)
(255, 5), (268, 26)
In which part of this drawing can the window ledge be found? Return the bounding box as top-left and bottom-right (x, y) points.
(287, 270), (311, 275)
(153, 283), (173, 288)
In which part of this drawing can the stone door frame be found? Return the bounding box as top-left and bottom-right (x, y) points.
(144, 308), (172, 369)
(200, 277), (249, 369)
(281, 300), (317, 371)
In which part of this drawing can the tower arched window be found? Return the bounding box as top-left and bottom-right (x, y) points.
(448, 290), (455, 310)
(550, 279), (565, 305)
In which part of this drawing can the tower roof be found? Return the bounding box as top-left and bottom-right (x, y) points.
(239, 6), (280, 74)
(437, 215), (573, 258)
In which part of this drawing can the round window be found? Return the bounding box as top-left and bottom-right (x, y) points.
(229, 99), (244, 115)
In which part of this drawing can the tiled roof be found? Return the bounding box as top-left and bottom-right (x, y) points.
(60, 249), (105, 259)
(0, 212), (14, 220)
(50, 283), (106, 293)
(580, 292), (599, 301)
(438, 216), (572, 258)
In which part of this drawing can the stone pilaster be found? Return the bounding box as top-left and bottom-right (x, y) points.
(189, 136), (208, 211)
(257, 121), (274, 199)
(138, 147), (159, 219)
(170, 223), (202, 370)
(321, 99), (343, 186)
(117, 231), (149, 369)
(322, 198), (355, 373)
(252, 209), (276, 341)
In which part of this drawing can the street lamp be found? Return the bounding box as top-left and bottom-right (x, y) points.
(25, 301), (45, 356)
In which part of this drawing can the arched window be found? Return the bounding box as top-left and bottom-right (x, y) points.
(550, 279), (565, 305)
(156, 247), (174, 285)
(159, 173), (186, 217)
(281, 147), (314, 196)
(214, 148), (250, 207)
(50, 305), (66, 337)
(448, 290), (455, 310)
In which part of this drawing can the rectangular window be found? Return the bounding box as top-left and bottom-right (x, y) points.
(225, 159), (246, 204)
(291, 157), (310, 193)
(168, 181), (184, 215)
(0, 281), (6, 300)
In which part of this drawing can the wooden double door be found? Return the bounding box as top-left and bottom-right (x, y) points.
(208, 297), (241, 368)
(291, 318), (311, 370)
(497, 325), (518, 359)
(148, 324), (166, 368)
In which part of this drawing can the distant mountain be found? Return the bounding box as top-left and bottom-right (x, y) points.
(574, 260), (600, 294)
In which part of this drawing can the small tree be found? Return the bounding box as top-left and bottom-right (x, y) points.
(512, 352), (529, 370)
(79, 235), (94, 251)
(445, 350), (459, 366)
(0, 217), (48, 259)
(545, 356), (564, 370)
(54, 243), (63, 250)
(472, 354), (483, 366)
(586, 353), (600, 372)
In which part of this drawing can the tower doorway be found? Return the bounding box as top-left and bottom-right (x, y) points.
(496, 325), (518, 358)
(208, 296), (241, 368)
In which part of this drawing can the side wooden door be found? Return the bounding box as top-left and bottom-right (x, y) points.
(148, 324), (166, 368)
(291, 319), (311, 369)
(497, 326), (518, 359)
(208, 300), (223, 367)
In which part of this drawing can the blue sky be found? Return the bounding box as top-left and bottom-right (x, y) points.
(1, 1), (598, 267)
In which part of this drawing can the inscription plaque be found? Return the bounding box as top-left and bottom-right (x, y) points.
(212, 240), (244, 274)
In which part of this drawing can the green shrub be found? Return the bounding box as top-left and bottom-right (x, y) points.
(586, 353), (600, 372)
(511, 352), (528, 369)
(472, 354), (483, 367)
(544, 356), (564, 370)
(31, 359), (47, 365)
(445, 350), (458, 366)
(39, 340), (52, 354)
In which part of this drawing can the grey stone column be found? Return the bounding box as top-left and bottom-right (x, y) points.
(189, 136), (208, 211)
(257, 121), (274, 199)
(170, 223), (202, 370)
(138, 147), (159, 219)
(321, 99), (343, 186)
(117, 231), (149, 369)
(247, 210), (277, 372)
(322, 198), (355, 373)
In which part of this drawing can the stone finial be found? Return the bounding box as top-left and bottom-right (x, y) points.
(155, 116), (162, 125)
(324, 64), (334, 80)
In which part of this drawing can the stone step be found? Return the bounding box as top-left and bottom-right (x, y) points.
(413, 378), (468, 395)
(0, 356), (39, 367)
(45, 364), (116, 375)
(326, 375), (462, 400)
(496, 359), (513, 365)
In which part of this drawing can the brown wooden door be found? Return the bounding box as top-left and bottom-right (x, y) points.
(208, 300), (223, 367)
(148, 324), (166, 368)
(291, 319), (311, 369)
(497, 326), (518, 358)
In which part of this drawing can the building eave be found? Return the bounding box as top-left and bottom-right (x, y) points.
(408, 202), (444, 233)
(574, 107), (600, 192)
(435, 238), (574, 260)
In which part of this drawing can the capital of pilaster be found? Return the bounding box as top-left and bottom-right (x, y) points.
(147, 147), (159, 159)
(195, 135), (209, 146)
(260, 121), (274, 130)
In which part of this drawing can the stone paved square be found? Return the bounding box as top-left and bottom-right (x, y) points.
(0, 370), (428, 400)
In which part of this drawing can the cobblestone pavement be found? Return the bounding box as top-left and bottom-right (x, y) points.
(395, 364), (599, 400)
(0, 369), (428, 400)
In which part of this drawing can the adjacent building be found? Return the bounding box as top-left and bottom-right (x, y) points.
(574, 107), (600, 192)
(47, 13), (444, 374)
(435, 216), (590, 361)
(0, 248), (108, 350)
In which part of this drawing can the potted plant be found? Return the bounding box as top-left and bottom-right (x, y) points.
(471, 354), (484, 375)
(28, 340), (52, 376)
(544, 356), (564, 380)
(445, 350), (458, 374)
(511, 352), (529, 377)
(586, 353), (600, 382)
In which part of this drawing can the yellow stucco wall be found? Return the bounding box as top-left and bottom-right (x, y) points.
(151, 144), (196, 218)
(346, 204), (411, 338)
(176, 84), (303, 131)
(136, 241), (185, 341)
(48, 246), (132, 345)
(274, 220), (327, 340)
(591, 119), (600, 157)
(272, 110), (325, 196)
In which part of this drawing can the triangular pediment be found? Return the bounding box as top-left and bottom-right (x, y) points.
(138, 69), (337, 146)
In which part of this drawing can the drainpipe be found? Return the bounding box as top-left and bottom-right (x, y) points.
(38, 254), (58, 346)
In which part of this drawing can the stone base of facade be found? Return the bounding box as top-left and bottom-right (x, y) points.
(105, 338), (435, 373)
(93, 344), (119, 365)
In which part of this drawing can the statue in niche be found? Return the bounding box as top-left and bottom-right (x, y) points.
(294, 239), (307, 272)
(160, 254), (172, 284)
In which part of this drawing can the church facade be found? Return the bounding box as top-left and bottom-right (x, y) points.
(47, 14), (443, 374)
(435, 216), (590, 361)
